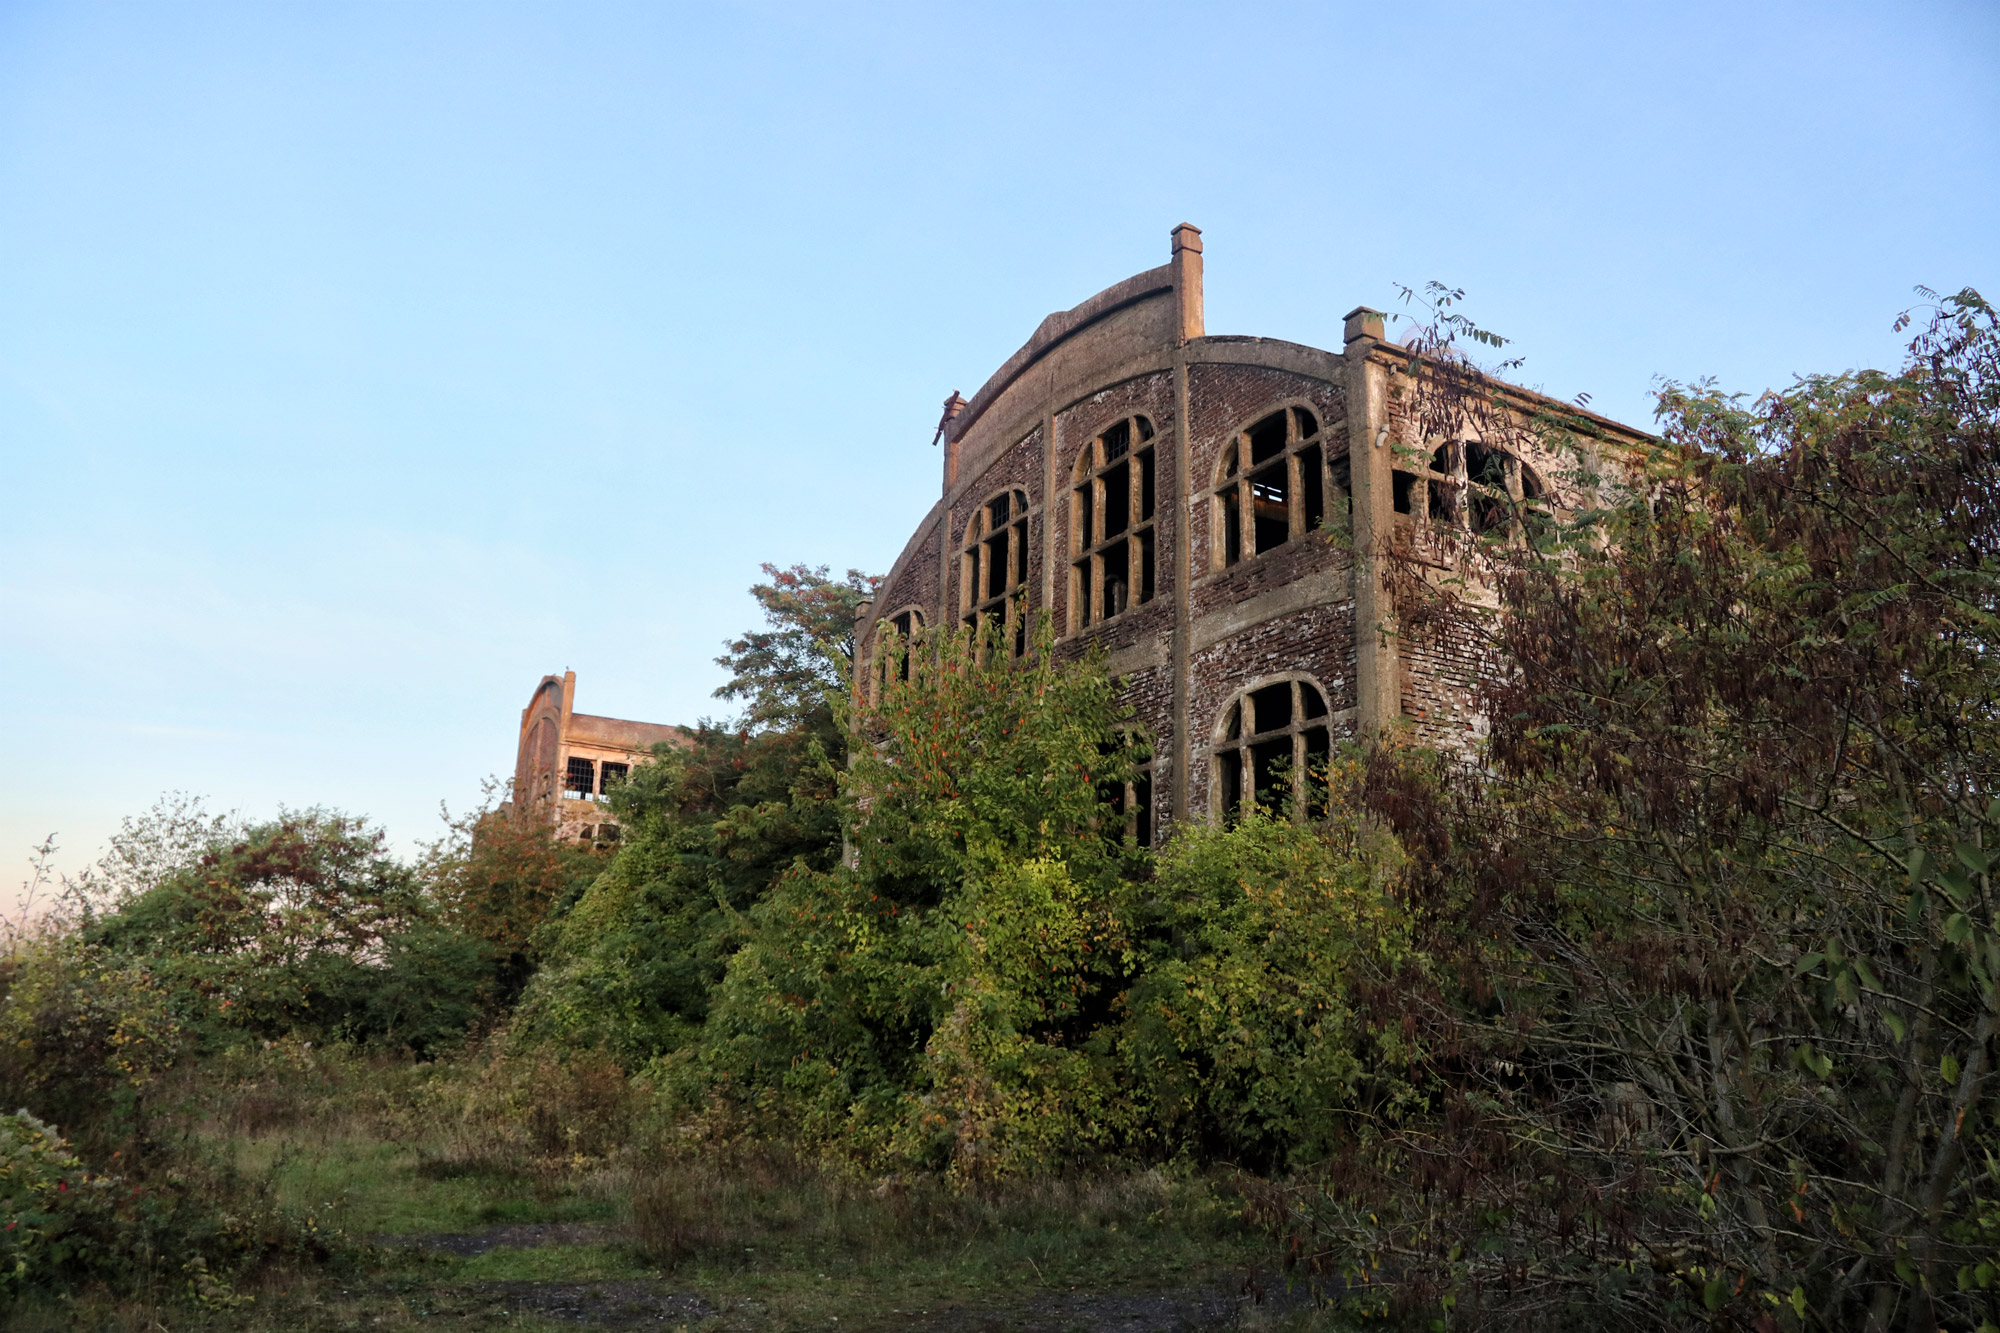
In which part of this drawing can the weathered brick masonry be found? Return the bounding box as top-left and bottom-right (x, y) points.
(859, 226), (1651, 840)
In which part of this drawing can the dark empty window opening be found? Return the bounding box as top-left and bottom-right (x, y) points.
(598, 761), (629, 796)
(1214, 405), (1346, 569)
(1072, 416), (1159, 634)
(962, 489), (1031, 658)
(564, 757), (596, 801)
(1250, 680), (1292, 732)
(1211, 677), (1335, 821)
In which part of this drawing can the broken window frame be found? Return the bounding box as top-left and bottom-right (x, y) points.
(960, 488), (1033, 659)
(1393, 438), (1551, 539)
(1209, 676), (1335, 822)
(598, 761), (630, 796)
(563, 756), (597, 802)
(1069, 415), (1160, 634)
(1210, 404), (1348, 570)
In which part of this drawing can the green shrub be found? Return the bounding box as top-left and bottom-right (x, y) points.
(0, 938), (181, 1145)
(0, 1109), (110, 1294)
(1118, 794), (1412, 1169)
(84, 811), (489, 1054)
(680, 621), (1145, 1177)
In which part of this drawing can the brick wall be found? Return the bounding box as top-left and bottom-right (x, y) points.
(1399, 601), (1494, 758)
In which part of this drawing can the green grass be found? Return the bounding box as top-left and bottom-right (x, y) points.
(1, 1047), (1352, 1332)
(233, 1129), (613, 1236)
(452, 1243), (653, 1282)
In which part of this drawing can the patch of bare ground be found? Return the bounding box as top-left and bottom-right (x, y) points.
(376, 1222), (616, 1256)
(449, 1279), (716, 1327)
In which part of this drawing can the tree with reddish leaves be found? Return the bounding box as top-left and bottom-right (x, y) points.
(713, 562), (880, 733)
(1316, 290), (2000, 1331)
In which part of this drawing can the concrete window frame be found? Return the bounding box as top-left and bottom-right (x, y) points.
(1068, 415), (1159, 635)
(869, 605), (927, 703)
(1209, 674), (1333, 821)
(1209, 403), (1346, 571)
(960, 488), (1032, 658)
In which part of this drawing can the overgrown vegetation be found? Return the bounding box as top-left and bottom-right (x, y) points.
(5, 294), (1995, 1330)
(1310, 286), (2000, 1330)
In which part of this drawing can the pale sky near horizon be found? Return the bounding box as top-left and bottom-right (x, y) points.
(3, 0), (1996, 903)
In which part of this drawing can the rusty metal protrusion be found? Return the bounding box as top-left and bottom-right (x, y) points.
(930, 390), (967, 447)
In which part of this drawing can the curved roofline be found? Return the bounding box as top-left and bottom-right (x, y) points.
(944, 263), (1175, 446)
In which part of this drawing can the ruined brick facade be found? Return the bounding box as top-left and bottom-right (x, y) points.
(858, 225), (1651, 842)
(505, 671), (689, 844)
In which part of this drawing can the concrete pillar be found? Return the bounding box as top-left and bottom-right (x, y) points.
(1342, 308), (1400, 733)
(1171, 224), (1204, 344)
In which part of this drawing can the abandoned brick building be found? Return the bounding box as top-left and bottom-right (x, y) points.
(857, 224), (1650, 844)
(505, 670), (688, 843)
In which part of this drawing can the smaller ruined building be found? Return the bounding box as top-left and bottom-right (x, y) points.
(506, 671), (688, 843)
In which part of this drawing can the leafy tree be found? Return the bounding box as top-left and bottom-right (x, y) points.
(712, 562), (880, 733)
(84, 811), (486, 1053)
(421, 780), (606, 1003)
(517, 722), (845, 1062)
(516, 564), (871, 1061)
(1322, 289), (2000, 1330)
(686, 618), (1144, 1177)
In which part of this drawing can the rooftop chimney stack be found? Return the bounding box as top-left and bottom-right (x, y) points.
(1343, 306), (1386, 346)
(1171, 223), (1204, 344)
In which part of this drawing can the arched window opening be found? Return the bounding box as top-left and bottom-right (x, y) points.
(1213, 406), (1347, 568)
(1071, 416), (1158, 632)
(1394, 439), (1550, 538)
(1211, 677), (1332, 821)
(961, 489), (1031, 658)
(871, 607), (925, 701)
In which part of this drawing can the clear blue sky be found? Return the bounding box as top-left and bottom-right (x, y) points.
(3, 0), (1995, 891)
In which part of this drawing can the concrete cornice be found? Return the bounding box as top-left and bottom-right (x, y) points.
(1362, 341), (1658, 446)
(946, 265), (1176, 447)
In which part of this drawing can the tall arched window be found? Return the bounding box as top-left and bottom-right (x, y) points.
(871, 607), (924, 701)
(1212, 406), (1346, 568)
(1211, 676), (1332, 820)
(961, 489), (1031, 657)
(1071, 416), (1157, 632)
(1393, 439), (1549, 536)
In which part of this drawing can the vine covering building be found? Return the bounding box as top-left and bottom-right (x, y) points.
(857, 224), (1650, 843)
